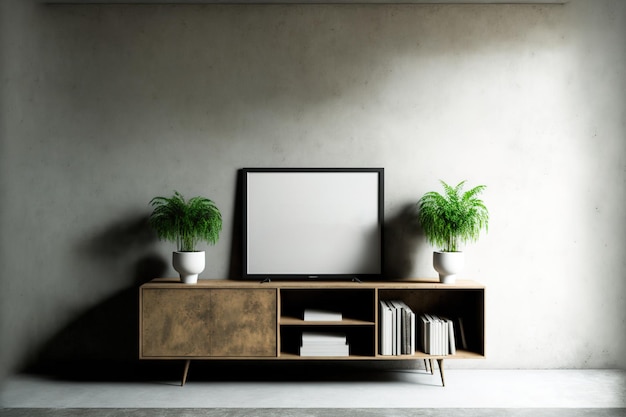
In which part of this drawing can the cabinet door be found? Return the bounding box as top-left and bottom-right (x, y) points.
(210, 289), (277, 357)
(141, 288), (212, 357)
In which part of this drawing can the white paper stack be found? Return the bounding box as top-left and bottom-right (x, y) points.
(300, 331), (349, 357)
(304, 309), (342, 321)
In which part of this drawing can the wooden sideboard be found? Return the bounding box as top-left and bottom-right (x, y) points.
(139, 278), (485, 386)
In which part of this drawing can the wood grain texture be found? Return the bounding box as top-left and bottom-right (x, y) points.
(141, 288), (212, 357)
(141, 287), (277, 358)
(211, 289), (277, 357)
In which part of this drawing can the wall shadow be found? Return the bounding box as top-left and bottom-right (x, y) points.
(383, 203), (423, 280)
(25, 254), (169, 381)
(228, 169), (243, 280)
(24, 215), (170, 381)
(80, 213), (156, 258)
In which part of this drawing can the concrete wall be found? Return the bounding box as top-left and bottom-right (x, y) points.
(1, 0), (625, 380)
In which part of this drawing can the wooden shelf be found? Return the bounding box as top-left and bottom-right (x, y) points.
(375, 349), (485, 360)
(278, 349), (483, 360)
(278, 352), (374, 360)
(280, 316), (374, 326)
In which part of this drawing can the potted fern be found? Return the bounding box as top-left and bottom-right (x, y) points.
(417, 180), (488, 284)
(149, 191), (222, 284)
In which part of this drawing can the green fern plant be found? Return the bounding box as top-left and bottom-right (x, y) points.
(417, 181), (489, 252)
(149, 191), (222, 252)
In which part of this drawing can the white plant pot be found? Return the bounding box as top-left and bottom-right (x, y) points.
(433, 251), (464, 284)
(172, 251), (205, 284)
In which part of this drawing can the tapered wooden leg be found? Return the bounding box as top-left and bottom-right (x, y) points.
(429, 359), (435, 375)
(181, 360), (191, 387)
(437, 359), (445, 387)
(424, 359), (430, 373)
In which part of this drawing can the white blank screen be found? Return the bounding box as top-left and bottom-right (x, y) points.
(245, 171), (381, 277)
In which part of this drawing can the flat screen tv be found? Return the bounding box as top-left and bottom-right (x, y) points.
(242, 168), (384, 281)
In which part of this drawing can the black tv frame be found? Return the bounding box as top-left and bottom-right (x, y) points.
(241, 167), (384, 281)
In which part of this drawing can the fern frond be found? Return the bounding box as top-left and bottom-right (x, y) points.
(417, 181), (489, 252)
(149, 191), (222, 252)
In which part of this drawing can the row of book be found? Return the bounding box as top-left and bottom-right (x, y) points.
(379, 300), (415, 355)
(379, 300), (467, 356)
(419, 314), (465, 356)
(299, 331), (349, 357)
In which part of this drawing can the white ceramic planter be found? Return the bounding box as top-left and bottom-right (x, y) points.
(172, 251), (205, 284)
(433, 251), (464, 284)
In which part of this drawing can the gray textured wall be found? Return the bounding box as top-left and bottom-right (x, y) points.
(1, 0), (625, 380)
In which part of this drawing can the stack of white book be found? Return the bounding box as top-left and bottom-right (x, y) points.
(419, 314), (461, 356)
(379, 300), (415, 356)
(300, 331), (349, 357)
(303, 308), (342, 321)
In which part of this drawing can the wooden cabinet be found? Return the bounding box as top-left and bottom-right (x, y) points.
(139, 279), (484, 386)
(141, 287), (276, 358)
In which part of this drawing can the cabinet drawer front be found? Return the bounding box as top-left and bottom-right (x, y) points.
(211, 289), (277, 357)
(141, 288), (212, 357)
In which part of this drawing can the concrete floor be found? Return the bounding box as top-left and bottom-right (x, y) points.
(1, 369), (625, 409)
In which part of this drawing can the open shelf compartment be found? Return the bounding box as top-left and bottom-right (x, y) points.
(279, 288), (376, 324)
(378, 288), (485, 357)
